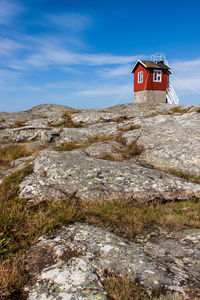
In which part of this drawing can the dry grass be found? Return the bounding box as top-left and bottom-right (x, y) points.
(0, 145), (32, 170)
(62, 110), (85, 128)
(0, 167), (199, 297)
(83, 199), (200, 238)
(54, 134), (116, 151)
(119, 124), (141, 132)
(0, 256), (28, 299)
(54, 141), (82, 151)
(120, 142), (143, 159)
(55, 133), (143, 161)
(170, 106), (190, 114)
(103, 273), (149, 300)
(11, 120), (26, 128)
(0, 167), (82, 297)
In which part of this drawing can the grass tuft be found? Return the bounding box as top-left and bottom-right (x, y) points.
(0, 145), (32, 170)
(54, 135), (116, 152)
(11, 120), (26, 128)
(170, 106), (190, 114)
(54, 141), (81, 151)
(161, 168), (200, 184)
(119, 124), (141, 132)
(62, 110), (85, 128)
(103, 273), (149, 300)
(55, 133), (143, 160)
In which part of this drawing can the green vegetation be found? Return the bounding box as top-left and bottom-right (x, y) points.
(170, 106), (190, 114)
(162, 168), (200, 184)
(197, 108), (200, 113)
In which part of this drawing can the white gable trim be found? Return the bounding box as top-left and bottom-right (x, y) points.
(131, 60), (147, 73)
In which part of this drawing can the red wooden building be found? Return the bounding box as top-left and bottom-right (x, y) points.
(131, 59), (172, 104)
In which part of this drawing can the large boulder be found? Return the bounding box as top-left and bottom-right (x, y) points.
(24, 223), (200, 299)
(19, 149), (200, 205)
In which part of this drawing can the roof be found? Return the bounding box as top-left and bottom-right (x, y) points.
(131, 60), (172, 73)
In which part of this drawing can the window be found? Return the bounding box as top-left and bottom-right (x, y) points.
(153, 70), (162, 82)
(138, 71), (143, 83)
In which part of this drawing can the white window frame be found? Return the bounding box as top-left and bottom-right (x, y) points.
(153, 70), (162, 82)
(138, 71), (143, 83)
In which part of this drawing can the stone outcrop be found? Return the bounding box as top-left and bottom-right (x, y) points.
(19, 149), (200, 205)
(24, 223), (200, 299)
(1, 103), (200, 299)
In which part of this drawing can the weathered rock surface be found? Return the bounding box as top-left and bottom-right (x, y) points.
(19, 149), (200, 205)
(84, 140), (126, 159)
(123, 112), (200, 176)
(1, 103), (200, 299)
(25, 257), (107, 300)
(24, 223), (200, 299)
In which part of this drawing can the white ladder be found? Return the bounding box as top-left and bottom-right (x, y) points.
(166, 82), (180, 104)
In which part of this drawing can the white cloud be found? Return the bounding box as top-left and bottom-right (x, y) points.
(0, 0), (24, 25)
(172, 57), (200, 73)
(0, 38), (24, 55)
(23, 43), (140, 69)
(170, 58), (200, 95)
(71, 82), (132, 97)
(97, 65), (133, 78)
(46, 13), (91, 32)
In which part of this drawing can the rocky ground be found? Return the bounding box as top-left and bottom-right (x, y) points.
(0, 103), (200, 299)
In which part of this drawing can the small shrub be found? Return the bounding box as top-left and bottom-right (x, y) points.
(197, 108), (200, 113)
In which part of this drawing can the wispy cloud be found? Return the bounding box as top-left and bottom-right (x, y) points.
(171, 58), (200, 94)
(97, 65), (133, 78)
(0, 38), (24, 55)
(0, 0), (24, 25)
(46, 13), (92, 32)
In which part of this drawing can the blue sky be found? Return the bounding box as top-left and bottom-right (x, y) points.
(0, 0), (200, 112)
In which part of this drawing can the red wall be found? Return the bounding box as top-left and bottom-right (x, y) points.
(134, 64), (169, 92)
